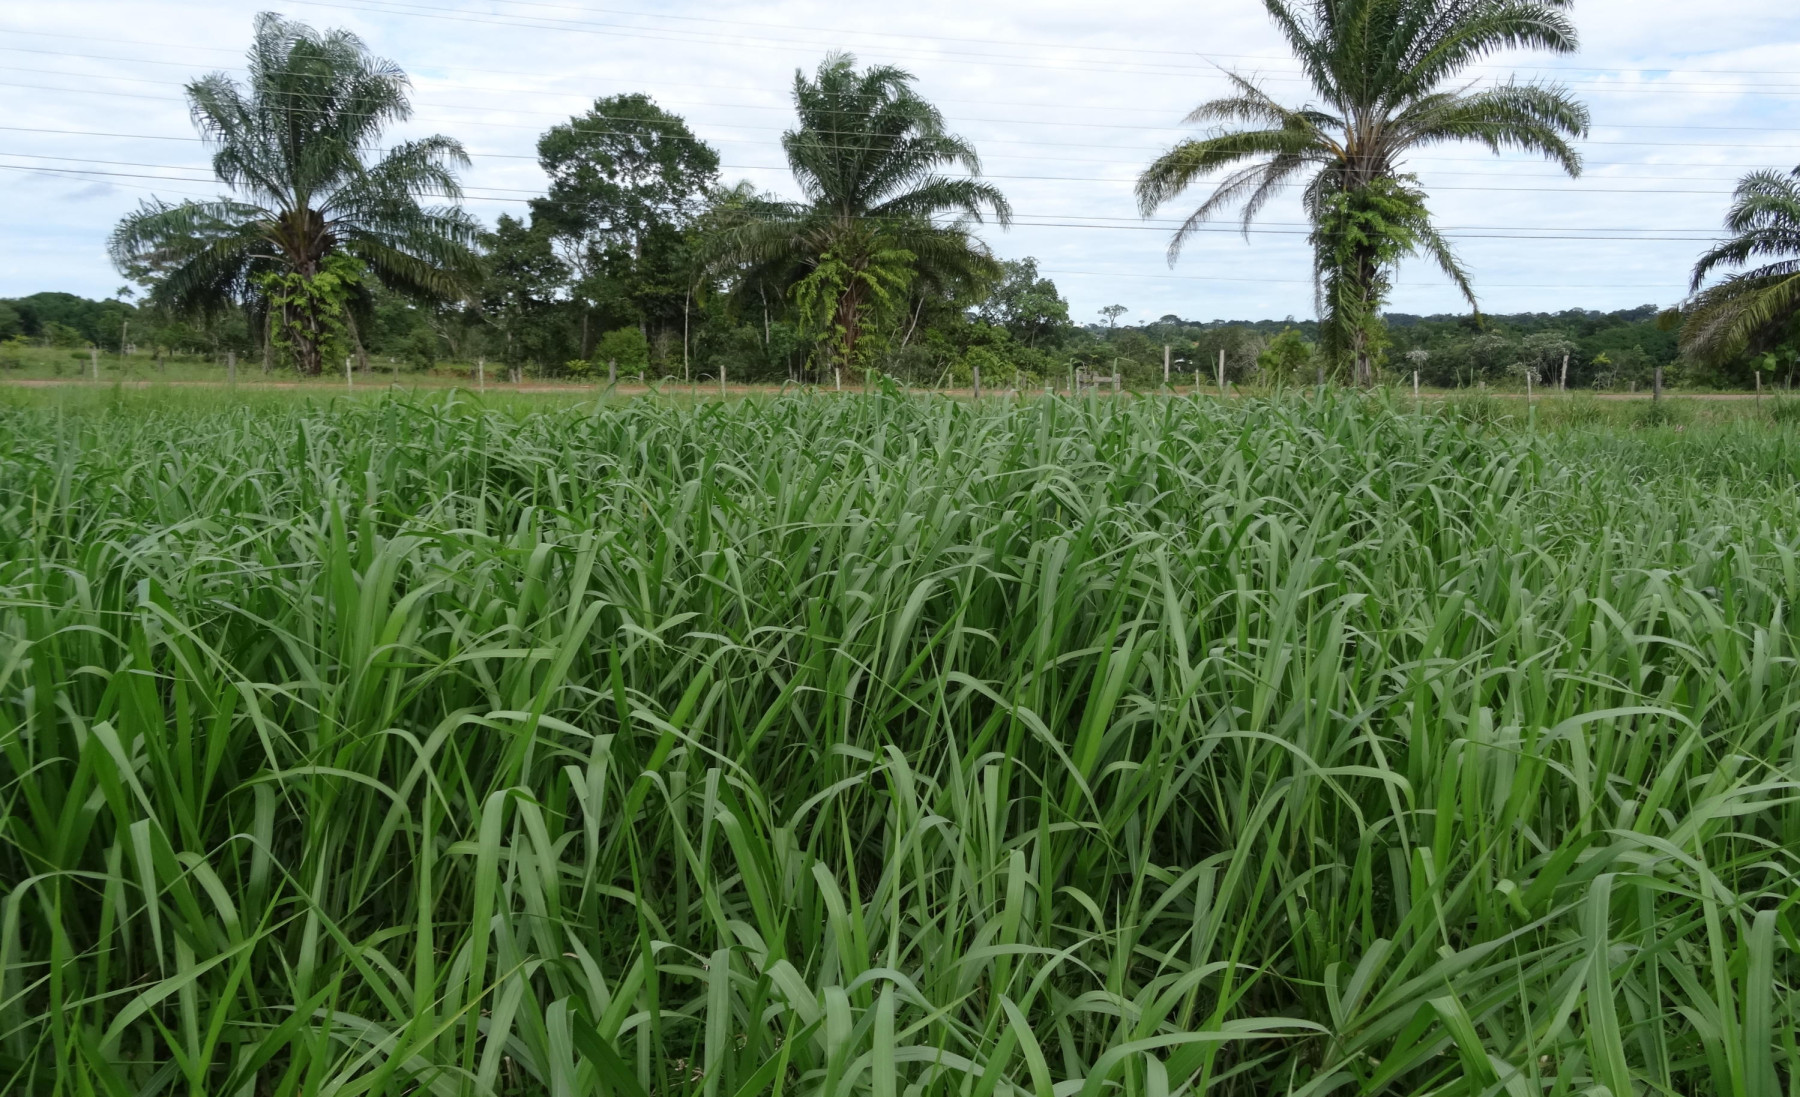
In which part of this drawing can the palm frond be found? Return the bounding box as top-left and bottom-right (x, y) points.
(112, 12), (479, 339)
(1135, 127), (1330, 218)
(1680, 267), (1800, 365)
(1393, 82), (1588, 174)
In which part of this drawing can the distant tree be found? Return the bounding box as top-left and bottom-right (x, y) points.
(594, 327), (651, 374)
(707, 53), (1011, 374)
(479, 214), (570, 371)
(1099, 304), (1128, 333)
(44, 322), (85, 349)
(108, 14), (479, 373)
(976, 258), (1072, 347)
(1515, 330), (1575, 385)
(1257, 328), (1316, 384)
(1681, 164), (1800, 366)
(533, 94), (720, 355)
(1136, 0), (1589, 384)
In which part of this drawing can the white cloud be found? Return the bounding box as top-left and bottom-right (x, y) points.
(1, 0), (1796, 320)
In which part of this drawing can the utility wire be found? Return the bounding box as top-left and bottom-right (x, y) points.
(1, 124), (1792, 178)
(6, 19), (1800, 81)
(0, 150), (1763, 202)
(3, 77), (1797, 161)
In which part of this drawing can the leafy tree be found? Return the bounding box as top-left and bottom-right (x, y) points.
(707, 53), (1011, 374)
(1257, 328), (1316, 384)
(45, 323), (86, 348)
(533, 94), (720, 355)
(107, 14), (479, 373)
(1516, 330), (1575, 385)
(1682, 164), (1800, 366)
(1136, 0), (1589, 384)
(974, 258), (1072, 348)
(594, 327), (651, 374)
(480, 214), (570, 371)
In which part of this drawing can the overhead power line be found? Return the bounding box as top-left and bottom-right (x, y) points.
(6, 18), (1800, 81)
(1, 124), (1792, 178)
(0, 149), (1763, 204)
(3, 76), (1797, 163)
(0, 156), (1737, 244)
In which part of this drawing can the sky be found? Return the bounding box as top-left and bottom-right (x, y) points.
(2, 0), (1798, 324)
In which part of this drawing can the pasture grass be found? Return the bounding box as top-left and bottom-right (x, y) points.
(1, 389), (1796, 1096)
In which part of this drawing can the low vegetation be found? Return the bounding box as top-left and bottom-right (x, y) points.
(2, 389), (1795, 1095)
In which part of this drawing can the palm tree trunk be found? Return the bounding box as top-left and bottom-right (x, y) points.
(837, 283), (865, 380)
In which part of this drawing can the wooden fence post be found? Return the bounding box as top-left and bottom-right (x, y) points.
(90, 348), (98, 380)
(1163, 344), (1170, 386)
(227, 351), (236, 387)
(1653, 365), (1663, 402)
(1560, 353), (1568, 392)
(972, 363), (981, 400)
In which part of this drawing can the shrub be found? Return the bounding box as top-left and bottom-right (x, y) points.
(594, 326), (650, 374)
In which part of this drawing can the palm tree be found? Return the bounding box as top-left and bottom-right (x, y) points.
(1681, 165), (1800, 367)
(109, 13), (479, 374)
(709, 53), (1011, 376)
(1136, 0), (1589, 384)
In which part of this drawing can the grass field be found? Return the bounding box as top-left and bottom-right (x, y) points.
(1, 388), (1796, 1096)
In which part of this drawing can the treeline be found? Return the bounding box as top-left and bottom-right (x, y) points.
(19, 278), (1792, 391)
(80, 12), (1800, 390)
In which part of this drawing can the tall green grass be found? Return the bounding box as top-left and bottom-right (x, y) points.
(1, 391), (1796, 1096)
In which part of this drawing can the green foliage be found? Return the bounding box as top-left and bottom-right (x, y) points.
(974, 258), (1072, 347)
(593, 326), (650, 372)
(43, 320), (86, 348)
(1136, 0), (1587, 381)
(259, 254), (363, 372)
(792, 243), (915, 370)
(1683, 164), (1800, 366)
(534, 93), (721, 252)
(1255, 327), (1316, 384)
(4, 392), (1800, 1096)
(705, 53), (1009, 374)
(107, 13), (478, 373)
(401, 326), (438, 371)
(1314, 176), (1435, 378)
(481, 213), (572, 368)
